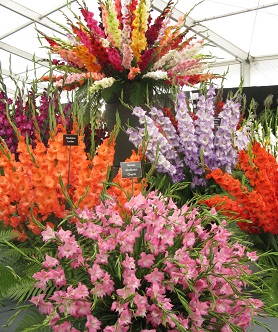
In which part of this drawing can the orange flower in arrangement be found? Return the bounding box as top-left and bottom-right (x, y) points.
(0, 124), (146, 240)
(203, 142), (278, 234)
(0, 126), (81, 239)
(38, 0), (215, 108)
(72, 136), (116, 209)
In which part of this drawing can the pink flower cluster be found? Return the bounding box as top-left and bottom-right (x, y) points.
(31, 191), (263, 332)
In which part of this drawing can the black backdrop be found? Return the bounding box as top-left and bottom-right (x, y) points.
(191, 85), (278, 117)
(221, 85), (278, 116)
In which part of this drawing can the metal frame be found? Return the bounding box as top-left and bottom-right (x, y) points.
(1, 0), (278, 92)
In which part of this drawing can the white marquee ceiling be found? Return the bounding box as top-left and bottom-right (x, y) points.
(0, 0), (278, 97)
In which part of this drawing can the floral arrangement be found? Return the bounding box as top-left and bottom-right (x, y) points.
(0, 88), (72, 153)
(0, 122), (143, 241)
(0, 72), (109, 155)
(40, 0), (215, 108)
(28, 192), (264, 332)
(127, 84), (249, 188)
(202, 141), (278, 235)
(200, 135), (278, 313)
(1, 83), (277, 331)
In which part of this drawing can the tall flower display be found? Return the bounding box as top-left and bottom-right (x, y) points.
(0, 123), (143, 241)
(38, 0), (218, 170)
(127, 85), (248, 188)
(0, 74), (109, 156)
(40, 0), (215, 106)
(0, 83), (276, 331)
(203, 141), (278, 235)
(0, 88), (72, 153)
(201, 139), (278, 312)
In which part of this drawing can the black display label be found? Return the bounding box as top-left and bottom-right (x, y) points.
(214, 117), (221, 128)
(120, 161), (142, 178)
(63, 134), (78, 146)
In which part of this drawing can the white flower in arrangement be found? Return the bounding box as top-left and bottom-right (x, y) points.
(145, 0), (151, 12)
(142, 70), (169, 80)
(151, 50), (176, 71)
(89, 77), (116, 92)
(100, 37), (110, 48)
(254, 123), (264, 142)
(253, 123), (278, 159)
(266, 130), (278, 157)
(269, 131), (277, 147)
(234, 118), (253, 151)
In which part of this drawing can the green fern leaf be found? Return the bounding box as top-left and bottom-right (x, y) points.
(129, 81), (148, 106)
(2, 277), (40, 303)
(260, 270), (278, 314)
(101, 81), (123, 103)
(15, 310), (52, 332)
(0, 265), (19, 298)
(23, 262), (43, 278)
(4, 307), (51, 332)
(75, 82), (103, 127)
(0, 229), (18, 242)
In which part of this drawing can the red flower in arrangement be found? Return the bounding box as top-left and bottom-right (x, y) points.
(203, 142), (278, 234)
(163, 107), (178, 130)
(214, 100), (225, 116)
(38, 0), (215, 104)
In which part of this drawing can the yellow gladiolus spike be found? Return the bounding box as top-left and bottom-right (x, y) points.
(130, 0), (149, 62)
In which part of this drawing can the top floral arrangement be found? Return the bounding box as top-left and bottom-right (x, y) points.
(41, 0), (214, 105)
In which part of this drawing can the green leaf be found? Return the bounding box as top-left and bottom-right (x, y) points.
(174, 287), (193, 315)
(7, 307), (52, 332)
(0, 265), (19, 298)
(129, 81), (148, 106)
(101, 81), (122, 103)
(1, 277), (40, 303)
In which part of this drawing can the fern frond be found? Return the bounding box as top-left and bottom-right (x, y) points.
(14, 308), (52, 332)
(0, 228), (19, 242)
(2, 277), (40, 303)
(2, 305), (51, 332)
(101, 81), (122, 103)
(260, 270), (278, 314)
(21, 262), (41, 278)
(75, 81), (103, 127)
(0, 265), (19, 298)
(75, 81), (90, 101)
(129, 82), (148, 106)
(0, 245), (44, 271)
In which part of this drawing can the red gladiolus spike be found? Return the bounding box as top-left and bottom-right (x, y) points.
(45, 37), (59, 47)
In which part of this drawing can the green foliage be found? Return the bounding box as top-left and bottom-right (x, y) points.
(14, 309), (52, 332)
(260, 269), (278, 313)
(148, 172), (192, 207)
(0, 265), (18, 297)
(101, 80), (123, 103)
(2, 306), (51, 332)
(0, 249), (49, 332)
(101, 80), (172, 107)
(0, 228), (44, 305)
(75, 80), (101, 126)
(0, 228), (18, 242)
(129, 81), (150, 106)
(247, 232), (278, 269)
(1, 276), (39, 303)
(257, 94), (278, 132)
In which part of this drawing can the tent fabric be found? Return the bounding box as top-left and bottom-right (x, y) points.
(0, 0), (277, 96)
